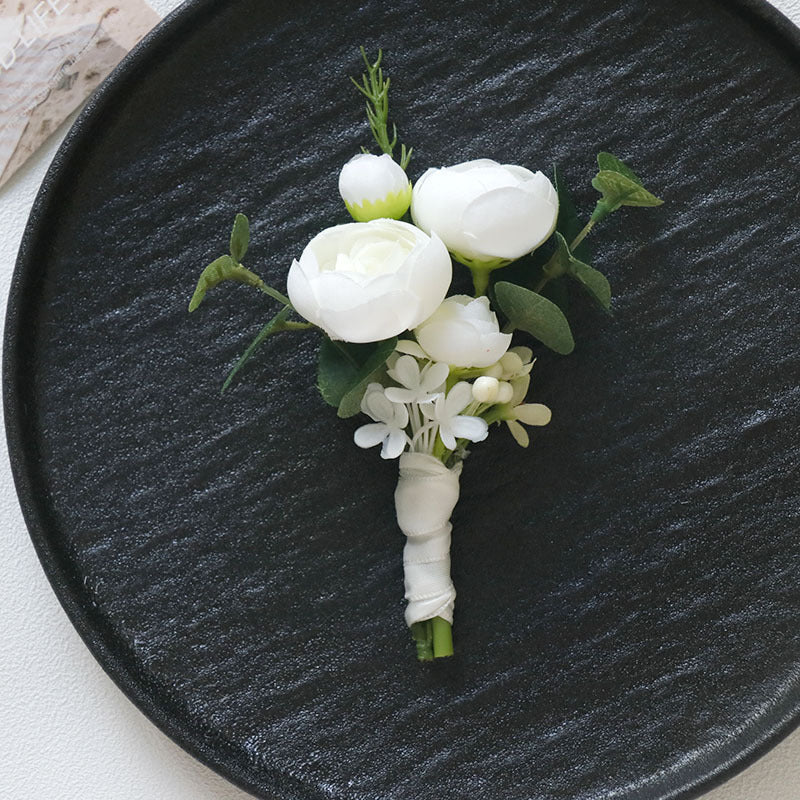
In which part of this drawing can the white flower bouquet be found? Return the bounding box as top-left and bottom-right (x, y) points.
(189, 48), (662, 661)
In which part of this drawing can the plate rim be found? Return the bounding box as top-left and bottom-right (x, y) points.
(4, 1), (800, 798)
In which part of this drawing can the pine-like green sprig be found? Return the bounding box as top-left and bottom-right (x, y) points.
(350, 47), (413, 170)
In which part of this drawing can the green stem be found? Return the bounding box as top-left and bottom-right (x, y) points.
(411, 620), (434, 661)
(471, 267), (490, 297)
(431, 617), (453, 658)
(282, 321), (314, 331)
(532, 274), (549, 293)
(570, 219), (595, 251)
(257, 282), (292, 307)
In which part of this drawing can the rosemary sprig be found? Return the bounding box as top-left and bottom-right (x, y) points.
(350, 47), (412, 170)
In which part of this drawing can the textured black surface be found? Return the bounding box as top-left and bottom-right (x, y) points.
(5, 1), (800, 799)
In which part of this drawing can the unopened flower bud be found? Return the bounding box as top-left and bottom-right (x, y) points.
(338, 153), (412, 222)
(497, 381), (514, 404)
(482, 363), (504, 379)
(472, 376), (500, 403)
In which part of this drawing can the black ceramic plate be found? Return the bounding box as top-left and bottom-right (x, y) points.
(5, 1), (800, 798)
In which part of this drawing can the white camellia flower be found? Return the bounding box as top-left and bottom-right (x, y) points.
(411, 159), (558, 269)
(414, 294), (512, 368)
(339, 153), (413, 222)
(287, 219), (451, 343)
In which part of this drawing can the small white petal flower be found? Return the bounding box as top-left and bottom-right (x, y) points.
(385, 355), (449, 404)
(497, 347), (535, 380)
(508, 374), (531, 407)
(510, 346), (533, 364)
(499, 351), (523, 376)
(354, 383), (410, 459)
(514, 404), (552, 426)
(503, 402), (551, 448)
(506, 419), (530, 448)
(421, 381), (489, 450)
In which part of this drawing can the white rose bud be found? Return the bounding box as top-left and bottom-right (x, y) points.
(410, 159), (558, 269)
(414, 294), (512, 368)
(472, 376), (500, 403)
(338, 153), (412, 222)
(287, 219), (451, 343)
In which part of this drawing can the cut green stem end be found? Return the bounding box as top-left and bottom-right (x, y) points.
(411, 617), (453, 661)
(431, 617), (453, 658)
(411, 620), (434, 661)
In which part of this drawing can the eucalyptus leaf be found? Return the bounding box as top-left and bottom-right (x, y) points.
(188, 251), (282, 312)
(317, 336), (397, 416)
(596, 152), (644, 185)
(189, 255), (249, 312)
(229, 213), (250, 262)
(222, 305), (292, 392)
(548, 231), (612, 312)
(494, 281), (574, 355)
(591, 152), (662, 221)
(570, 261), (611, 311)
(592, 170), (663, 212)
(541, 275), (570, 315)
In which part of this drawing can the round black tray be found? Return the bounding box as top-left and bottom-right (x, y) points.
(5, 1), (800, 798)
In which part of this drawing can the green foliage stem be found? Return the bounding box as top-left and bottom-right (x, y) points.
(221, 306), (314, 393)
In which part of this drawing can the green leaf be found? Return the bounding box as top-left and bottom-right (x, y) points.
(596, 152), (644, 186)
(547, 231), (611, 312)
(570, 260), (611, 311)
(229, 213), (250, 262)
(553, 164), (590, 264)
(189, 255), (234, 311)
(188, 252), (275, 312)
(590, 153), (662, 221)
(592, 170), (663, 212)
(494, 281), (575, 355)
(222, 305), (292, 392)
(541, 275), (570, 315)
(317, 336), (397, 417)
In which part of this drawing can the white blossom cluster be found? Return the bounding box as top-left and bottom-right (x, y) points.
(354, 330), (551, 461)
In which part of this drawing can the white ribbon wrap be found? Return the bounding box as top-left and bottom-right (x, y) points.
(394, 452), (463, 626)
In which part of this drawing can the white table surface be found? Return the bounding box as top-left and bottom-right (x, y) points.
(2, 1), (799, 798)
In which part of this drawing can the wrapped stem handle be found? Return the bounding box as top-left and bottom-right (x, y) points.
(395, 452), (462, 627)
